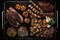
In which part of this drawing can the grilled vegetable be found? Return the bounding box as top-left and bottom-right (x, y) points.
(46, 24), (51, 28)
(47, 19), (55, 26)
(46, 16), (52, 23)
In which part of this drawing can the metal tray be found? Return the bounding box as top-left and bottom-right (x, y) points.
(2, 1), (58, 39)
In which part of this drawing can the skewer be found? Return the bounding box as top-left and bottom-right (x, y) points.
(28, 4), (40, 14)
(29, 0), (43, 13)
(27, 9), (41, 18)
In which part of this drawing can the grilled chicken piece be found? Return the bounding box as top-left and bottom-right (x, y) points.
(6, 7), (23, 27)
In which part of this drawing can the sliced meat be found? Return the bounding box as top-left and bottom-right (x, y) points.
(43, 27), (54, 38)
(38, 2), (54, 12)
(6, 7), (23, 27)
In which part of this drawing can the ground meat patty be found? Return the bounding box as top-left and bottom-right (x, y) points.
(18, 27), (28, 37)
(7, 27), (17, 37)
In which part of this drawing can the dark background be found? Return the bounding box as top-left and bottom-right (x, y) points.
(0, 0), (59, 40)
